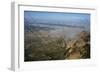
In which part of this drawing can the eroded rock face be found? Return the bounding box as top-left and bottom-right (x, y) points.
(65, 31), (90, 59)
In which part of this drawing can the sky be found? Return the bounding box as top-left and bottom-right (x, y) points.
(24, 11), (90, 28)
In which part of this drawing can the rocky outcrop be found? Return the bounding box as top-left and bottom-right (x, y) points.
(65, 31), (90, 59)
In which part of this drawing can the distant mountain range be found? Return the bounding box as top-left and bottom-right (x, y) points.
(24, 24), (55, 32)
(24, 22), (86, 32)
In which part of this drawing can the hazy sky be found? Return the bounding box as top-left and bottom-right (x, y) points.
(24, 11), (90, 27)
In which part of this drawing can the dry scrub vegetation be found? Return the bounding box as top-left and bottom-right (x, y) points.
(24, 31), (90, 61)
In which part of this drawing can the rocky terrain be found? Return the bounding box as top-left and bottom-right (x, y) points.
(24, 29), (90, 61)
